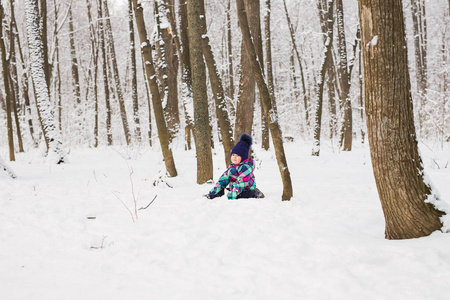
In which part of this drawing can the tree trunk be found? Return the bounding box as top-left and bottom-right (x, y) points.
(358, 0), (444, 239)
(236, 0), (293, 201)
(53, 0), (63, 132)
(128, 0), (141, 142)
(336, 0), (352, 151)
(179, 0), (194, 151)
(263, 0), (274, 150)
(410, 0), (428, 137)
(198, 0), (234, 166)
(155, 0), (179, 142)
(68, 4), (81, 107)
(8, 1), (24, 153)
(0, 2), (15, 161)
(226, 0), (235, 103)
(98, 0), (112, 145)
(234, 0), (256, 141)
(0, 154), (17, 178)
(39, 0), (51, 89)
(131, 0), (177, 177)
(86, 0), (99, 147)
(25, 0), (65, 163)
(187, 0), (213, 183)
(12, 19), (37, 146)
(312, 0), (334, 156)
(103, 0), (131, 145)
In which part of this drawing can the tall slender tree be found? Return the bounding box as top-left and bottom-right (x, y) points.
(103, 0), (131, 145)
(1, 1), (15, 161)
(131, 0), (177, 177)
(358, 0), (444, 239)
(128, 0), (141, 142)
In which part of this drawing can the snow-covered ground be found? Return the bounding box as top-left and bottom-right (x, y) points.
(1, 141), (450, 299)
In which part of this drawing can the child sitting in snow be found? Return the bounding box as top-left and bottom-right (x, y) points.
(206, 133), (264, 200)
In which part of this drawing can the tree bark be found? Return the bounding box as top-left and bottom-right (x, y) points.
(187, 0), (213, 183)
(236, 0), (293, 201)
(312, 0), (334, 156)
(226, 0), (235, 103)
(131, 0), (177, 177)
(358, 0), (444, 239)
(97, 0), (112, 145)
(68, 3), (81, 107)
(179, 0), (194, 150)
(25, 0), (65, 163)
(0, 2), (15, 161)
(0, 154), (17, 178)
(336, 0), (353, 151)
(128, 0), (141, 142)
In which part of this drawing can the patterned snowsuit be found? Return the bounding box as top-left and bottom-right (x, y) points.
(209, 158), (256, 200)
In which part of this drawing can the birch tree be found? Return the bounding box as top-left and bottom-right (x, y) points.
(25, 0), (66, 163)
(0, 154), (17, 178)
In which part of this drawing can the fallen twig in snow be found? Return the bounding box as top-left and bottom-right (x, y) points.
(139, 195), (157, 210)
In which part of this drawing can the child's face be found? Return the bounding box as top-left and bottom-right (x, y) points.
(231, 153), (242, 164)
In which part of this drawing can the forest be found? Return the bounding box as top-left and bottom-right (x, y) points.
(1, 0), (450, 298)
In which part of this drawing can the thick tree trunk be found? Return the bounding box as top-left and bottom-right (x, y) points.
(103, 0), (131, 145)
(336, 0), (352, 151)
(358, 0), (444, 239)
(236, 0), (293, 201)
(312, 0), (334, 156)
(187, 0), (213, 183)
(131, 0), (177, 177)
(198, 0), (234, 166)
(25, 0), (65, 163)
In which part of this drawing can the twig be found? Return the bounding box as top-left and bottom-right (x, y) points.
(112, 191), (135, 222)
(139, 195), (158, 210)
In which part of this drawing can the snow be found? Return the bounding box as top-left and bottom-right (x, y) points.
(1, 141), (450, 299)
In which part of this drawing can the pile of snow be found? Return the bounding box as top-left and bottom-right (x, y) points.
(1, 141), (450, 299)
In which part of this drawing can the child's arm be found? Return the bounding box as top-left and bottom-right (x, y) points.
(227, 164), (254, 199)
(208, 168), (230, 196)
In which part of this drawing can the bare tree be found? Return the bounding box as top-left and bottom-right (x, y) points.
(128, 0), (141, 142)
(0, 154), (17, 178)
(236, 0), (293, 201)
(25, 0), (65, 163)
(97, 0), (112, 145)
(131, 0), (177, 177)
(336, 0), (352, 151)
(187, 0), (213, 183)
(0, 1), (15, 161)
(312, 0), (334, 156)
(358, 0), (444, 239)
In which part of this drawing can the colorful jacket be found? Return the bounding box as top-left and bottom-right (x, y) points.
(209, 158), (256, 200)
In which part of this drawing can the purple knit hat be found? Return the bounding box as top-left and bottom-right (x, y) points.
(231, 133), (252, 161)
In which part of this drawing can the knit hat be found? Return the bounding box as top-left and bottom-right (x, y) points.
(231, 133), (252, 161)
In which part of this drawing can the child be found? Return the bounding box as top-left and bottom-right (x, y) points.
(206, 133), (264, 200)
